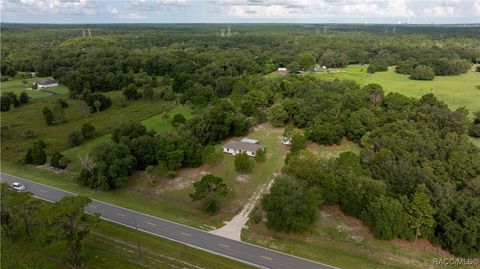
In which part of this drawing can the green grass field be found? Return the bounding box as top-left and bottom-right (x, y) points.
(61, 105), (193, 172)
(307, 65), (480, 115)
(142, 105), (193, 132)
(2, 219), (254, 269)
(1, 77), (69, 99)
(1, 90), (175, 161)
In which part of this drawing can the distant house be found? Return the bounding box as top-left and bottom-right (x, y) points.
(277, 67), (287, 72)
(282, 137), (292, 145)
(36, 79), (58, 89)
(223, 138), (265, 157)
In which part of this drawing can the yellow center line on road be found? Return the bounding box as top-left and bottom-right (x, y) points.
(147, 222), (157, 226)
(89, 205), (97, 208)
(117, 213), (125, 217)
(39, 189), (46, 193)
(260, 255), (272, 261)
(218, 243), (230, 248)
(181, 232), (192, 237)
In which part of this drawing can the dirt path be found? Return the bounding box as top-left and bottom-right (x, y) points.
(209, 172), (278, 241)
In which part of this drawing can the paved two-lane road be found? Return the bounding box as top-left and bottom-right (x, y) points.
(1, 173), (338, 269)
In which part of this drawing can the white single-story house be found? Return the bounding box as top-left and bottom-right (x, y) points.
(277, 67), (287, 72)
(223, 139), (265, 157)
(36, 79), (58, 89)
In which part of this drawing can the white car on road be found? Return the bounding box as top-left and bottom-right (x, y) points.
(11, 182), (26, 192)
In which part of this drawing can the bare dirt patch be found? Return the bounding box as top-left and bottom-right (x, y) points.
(146, 165), (220, 194)
(235, 174), (250, 182)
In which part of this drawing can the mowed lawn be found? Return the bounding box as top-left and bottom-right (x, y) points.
(4, 218), (254, 269)
(61, 105), (193, 172)
(309, 65), (480, 115)
(1, 77), (69, 99)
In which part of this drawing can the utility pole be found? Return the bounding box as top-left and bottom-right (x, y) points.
(82, 29), (85, 37)
(88, 28), (91, 37)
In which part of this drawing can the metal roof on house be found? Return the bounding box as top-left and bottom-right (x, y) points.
(37, 79), (57, 85)
(241, 138), (258, 144)
(223, 141), (265, 152)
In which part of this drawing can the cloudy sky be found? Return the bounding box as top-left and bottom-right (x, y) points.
(1, 0), (479, 24)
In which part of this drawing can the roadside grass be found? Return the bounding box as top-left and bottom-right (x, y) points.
(242, 205), (466, 269)
(306, 65), (480, 116)
(1, 90), (174, 161)
(2, 219), (254, 269)
(61, 105), (193, 172)
(1, 77), (69, 99)
(1, 123), (288, 229)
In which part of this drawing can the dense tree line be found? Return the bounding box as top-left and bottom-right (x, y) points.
(1, 25), (477, 99)
(260, 77), (479, 257)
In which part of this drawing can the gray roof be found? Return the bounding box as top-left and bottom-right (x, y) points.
(241, 138), (258, 144)
(37, 79), (57, 85)
(224, 141), (265, 152)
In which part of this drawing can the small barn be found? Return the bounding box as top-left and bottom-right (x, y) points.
(223, 139), (265, 157)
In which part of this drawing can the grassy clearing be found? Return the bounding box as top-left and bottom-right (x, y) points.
(142, 105), (193, 133)
(242, 205), (465, 269)
(1, 90), (174, 161)
(1, 77), (69, 99)
(307, 65), (480, 116)
(2, 219), (254, 269)
(61, 105), (193, 172)
(307, 138), (360, 158)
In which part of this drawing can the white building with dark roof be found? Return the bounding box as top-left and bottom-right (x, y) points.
(36, 79), (58, 89)
(223, 138), (265, 157)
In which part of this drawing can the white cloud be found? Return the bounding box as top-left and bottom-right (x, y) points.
(119, 13), (147, 19)
(3, 0), (97, 15)
(424, 6), (456, 17)
(474, 0), (480, 15)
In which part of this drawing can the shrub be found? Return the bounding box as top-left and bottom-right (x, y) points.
(234, 152), (253, 172)
(367, 58), (388, 73)
(19, 91), (29, 104)
(122, 84), (141, 100)
(172, 113), (186, 127)
(166, 171), (177, 179)
(56, 98), (68, 108)
(410, 65), (435, 81)
(254, 149), (266, 162)
(50, 152), (66, 169)
(81, 123), (95, 139)
(85, 93), (112, 112)
(25, 140), (47, 165)
(202, 145), (222, 164)
(42, 106), (54, 125)
(68, 131), (84, 147)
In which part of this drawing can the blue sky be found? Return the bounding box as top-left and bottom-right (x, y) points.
(1, 0), (479, 24)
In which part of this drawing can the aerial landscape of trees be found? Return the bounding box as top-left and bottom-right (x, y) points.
(1, 24), (479, 259)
